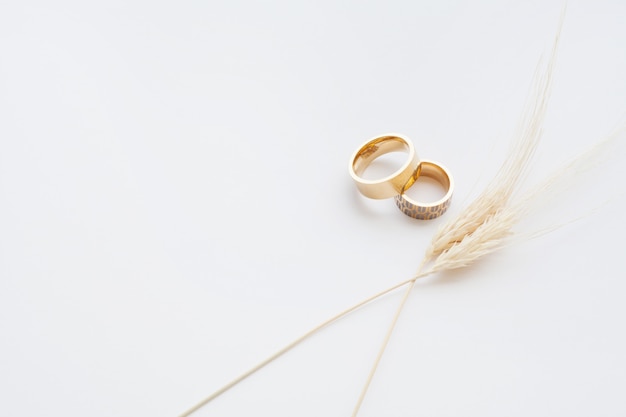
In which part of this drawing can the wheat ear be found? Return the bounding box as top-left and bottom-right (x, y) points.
(425, 26), (560, 261)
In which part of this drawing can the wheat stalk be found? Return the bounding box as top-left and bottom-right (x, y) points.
(179, 128), (623, 417)
(182, 9), (557, 416)
(180, 7), (624, 417)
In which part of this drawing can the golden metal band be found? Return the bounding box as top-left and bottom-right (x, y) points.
(349, 134), (421, 199)
(394, 160), (453, 220)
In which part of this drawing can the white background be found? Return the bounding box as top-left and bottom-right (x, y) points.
(1, 1), (625, 416)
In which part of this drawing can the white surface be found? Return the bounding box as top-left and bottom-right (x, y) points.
(1, 1), (625, 416)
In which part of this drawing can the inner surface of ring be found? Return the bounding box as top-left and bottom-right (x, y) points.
(403, 161), (450, 203)
(420, 162), (450, 190)
(352, 136), (411, 177)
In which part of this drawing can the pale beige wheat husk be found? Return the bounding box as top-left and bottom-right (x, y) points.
(423, 26), (560, 264)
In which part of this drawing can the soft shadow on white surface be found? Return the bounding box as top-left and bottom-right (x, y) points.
(0, 1), (625, 417)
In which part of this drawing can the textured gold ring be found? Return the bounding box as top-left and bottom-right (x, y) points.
(349, 134), (420, 199)
(394, 160), (453, 220)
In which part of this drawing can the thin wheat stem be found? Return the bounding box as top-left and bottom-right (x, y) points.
(179, 271), (431, 417)
(351, 260), (428, 417)
(351, 279), (416, 417)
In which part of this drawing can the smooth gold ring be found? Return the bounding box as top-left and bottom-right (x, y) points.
(349, 134), (420, 199)
(394, 160), (453, 220)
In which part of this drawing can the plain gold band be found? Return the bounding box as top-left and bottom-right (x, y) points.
(349, 134), (420, 199)
(394, 160), (453, 219)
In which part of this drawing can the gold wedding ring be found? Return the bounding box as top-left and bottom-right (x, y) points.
(394, 160), (453, 220)
(349, 134), (420, 199)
